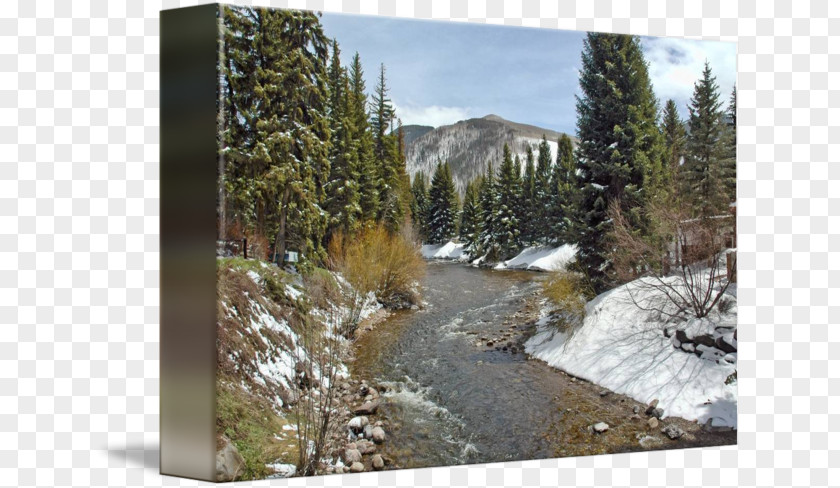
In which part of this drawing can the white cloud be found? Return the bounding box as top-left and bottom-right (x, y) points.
(392, 102), (470, 128)
(643, 37), (737, 117)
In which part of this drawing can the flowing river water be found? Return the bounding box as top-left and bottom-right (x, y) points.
(349, 261), (736, 469)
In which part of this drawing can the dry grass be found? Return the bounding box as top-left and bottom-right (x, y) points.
(328, 224), (426, 311)
(541, 269), (593, 325)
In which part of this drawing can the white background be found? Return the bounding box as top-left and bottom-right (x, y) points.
(1, 0), (837, 486)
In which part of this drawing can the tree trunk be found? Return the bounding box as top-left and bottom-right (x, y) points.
(273, 187), (291, 265)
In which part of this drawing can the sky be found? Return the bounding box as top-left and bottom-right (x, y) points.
(320, 12), (736, 135)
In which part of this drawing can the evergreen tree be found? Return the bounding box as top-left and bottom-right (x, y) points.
(575, 32), (665, 291)
(725, 85), (737, 206)
(491, 144), (522, 259)
(371, 64), (405, 230)
(661, 99), (686, 192)
(220, 6), (331, 266)
(409, 171), (429, 241)
(427, 161), (459, 244)
(347, 53), (379, 223)
(533, 136), (553, 244)
(549, 134), (579, 245)
(683, 62), (734, 217)
(459, 178), (482, 252)
(324, 40), (361, 237)
(477, 160), (498, 260)
(519, 146), (536, 245)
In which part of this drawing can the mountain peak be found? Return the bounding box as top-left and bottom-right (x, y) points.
(482, 114), (506, 122)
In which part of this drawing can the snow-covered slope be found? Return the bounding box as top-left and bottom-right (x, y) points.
(405, 114), (574, 195)
(498, 245), (577, 272)
(526, 276), (738, 428)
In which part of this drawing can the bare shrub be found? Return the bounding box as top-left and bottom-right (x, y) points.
(290, 273), (346, 476)
(608, 198), (734, 319)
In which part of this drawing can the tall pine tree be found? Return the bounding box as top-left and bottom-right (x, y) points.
(477, 160), (498, 260)
(347, 53), (380, 224)
(549, 134), (579, 245)
(459, 178), (482, 252)
(660, 99), (686, 193)
(491, 144), (522, 259)
(370, 64), (406, 230)
(575, 32), (665, 291)
(409, 171), (429, 241)
(683, 62), (733, 218)
(324, 40), (362, 238)
(220, 6), (331, 265)
(519, 146), (536, 245)
(533, 136), (553, 244)
(427, 161), (459, 244)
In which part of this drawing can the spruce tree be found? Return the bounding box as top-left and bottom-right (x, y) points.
(371, 64), (405, 230)
(661, 99), (686, 193)
(549, 134), (579, 245)
(683, 62), (733, 217)
(347, 53), (379, 223)
(324, 40), (362, 238)
(492, 144), (522, 259)
(427, 161), (459, 244)
(459, 178), (482, 253)
(575, 32), (665, 291)
(533, 136), (553, 244)
(409, 171), (429, 241)
(520, 146), (536, 245)
(220, 6), (331, 266)
(477, 160), (498, 260)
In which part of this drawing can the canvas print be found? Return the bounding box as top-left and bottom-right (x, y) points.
(211, 4), (737, 481)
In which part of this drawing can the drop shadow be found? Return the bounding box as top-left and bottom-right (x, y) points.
(106, 443), (161, 474)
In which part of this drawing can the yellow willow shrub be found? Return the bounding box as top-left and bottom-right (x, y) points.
(329, 224), (426, 312)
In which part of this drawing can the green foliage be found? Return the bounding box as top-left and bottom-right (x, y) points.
(574, 32), (665, 292)
(533, 136), (554, 244)
(459, 179), (482, 251)
(409, 171), (430, 241)
(427, 161), (460, 244)
(324, 40), (362, 238)
(549, 134), (580, 245)
(519, 146), (537, 245)
(682, 62), (734, 218)
(220, 6), (331, 267)
(490, 144), (522, 259)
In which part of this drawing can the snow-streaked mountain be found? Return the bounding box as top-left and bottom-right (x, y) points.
(404, 114), (575, 194)
(400, 124), (435, 147)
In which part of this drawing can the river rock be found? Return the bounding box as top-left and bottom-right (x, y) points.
(371, 426), (387, 443)
(645, 399), (659, 415)
(647, 417), (659, 429)
(371, 454), (385, 470)
(592, 422), (610, 433)
(661, 424), (685, 440)
(652, 408), (665, 419)
(673, 329), (690, 344)
(215, 435), (245, 482)
(599, 390), (609, 397)
(348, 416), (369, 433)
(349, 461), (365, 473)
(633, 405), (640, 414)
(355, 399), (380, 415)
(716, 335), (737, 353)
(356, 439), (376, 454)
(363, 424), (374, 439)
(344, 448), (362, 464)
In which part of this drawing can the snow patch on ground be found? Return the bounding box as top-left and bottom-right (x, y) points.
(421, 242), (467, 260)
(499, 244), (577, 271)
(526, 276), (737, 428)
(265, 463), (297, 479)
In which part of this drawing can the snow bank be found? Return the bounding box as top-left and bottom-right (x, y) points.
(421, 242), (467, 260)
(499, 244), (577, 271)
(526, 277), (737, 428)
